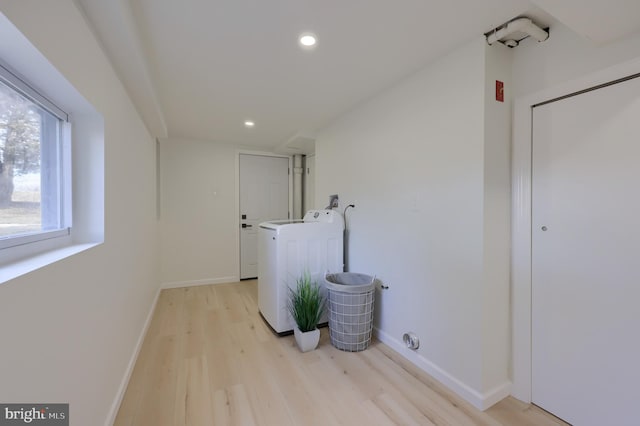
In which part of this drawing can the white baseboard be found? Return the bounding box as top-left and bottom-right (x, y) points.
(161, 276), (239, 289)
(104, 287), (161, 426)
(374, 327), (511, 410)
(482, 381), (513, 410)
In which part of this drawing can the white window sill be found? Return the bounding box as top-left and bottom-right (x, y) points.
(0, 242), (101, 285)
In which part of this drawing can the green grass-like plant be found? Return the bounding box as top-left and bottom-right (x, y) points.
(287, 272), (325, 333)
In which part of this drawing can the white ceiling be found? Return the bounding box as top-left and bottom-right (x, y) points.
(75, 0), (640, 150)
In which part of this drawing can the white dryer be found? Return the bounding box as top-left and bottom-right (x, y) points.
(258, 209), (344, 334)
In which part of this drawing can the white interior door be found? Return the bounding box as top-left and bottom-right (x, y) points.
(531, 76), (640, 426)
(239, 154), (289, 279)
(303, 155), (315, 213)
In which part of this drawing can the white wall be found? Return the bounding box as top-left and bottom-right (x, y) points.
(160, 138), (242, 287)
(0, 2), (159, 425)
(511, 20), (640, 402)
(315, 37), (512, 408)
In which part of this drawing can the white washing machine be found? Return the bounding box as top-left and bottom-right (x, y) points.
(258, 209), (344, 334)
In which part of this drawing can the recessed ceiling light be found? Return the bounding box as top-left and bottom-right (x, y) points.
(244, 120), (255, 128)
(299, 33), (317, 49)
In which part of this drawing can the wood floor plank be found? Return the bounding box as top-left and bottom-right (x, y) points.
(114, 281), (568, 426)
(174, 356), (215, 425)
(134, 335), (180, 426)
(359, 398), (399, 426)
(373, 392), (436, 426)
(486, 397), (567, 426)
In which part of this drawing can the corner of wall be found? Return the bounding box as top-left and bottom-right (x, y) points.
(479, 40), (513, 396)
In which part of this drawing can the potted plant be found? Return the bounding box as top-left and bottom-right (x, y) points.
(287, 272), (325, 352)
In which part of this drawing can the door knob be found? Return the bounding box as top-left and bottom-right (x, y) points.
(241, 223), (253, 228)
(541, 226), (548, 231)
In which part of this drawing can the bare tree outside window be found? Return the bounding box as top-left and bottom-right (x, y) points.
(0, 81), (43, 236)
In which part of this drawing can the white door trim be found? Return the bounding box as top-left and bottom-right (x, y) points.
(235, 150), (292, 280)
(511, 57), (640, 402)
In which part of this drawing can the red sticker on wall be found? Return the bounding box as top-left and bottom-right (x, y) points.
(496, 80), (504, 102)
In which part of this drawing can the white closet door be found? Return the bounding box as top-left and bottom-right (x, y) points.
(531, 76), (640, 426)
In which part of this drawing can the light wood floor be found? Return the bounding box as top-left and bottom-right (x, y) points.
(114, 280), (566, 426)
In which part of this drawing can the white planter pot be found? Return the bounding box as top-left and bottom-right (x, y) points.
(293, 326), (320, 352)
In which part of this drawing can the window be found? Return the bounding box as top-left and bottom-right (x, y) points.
(0, 63), (70, 250)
